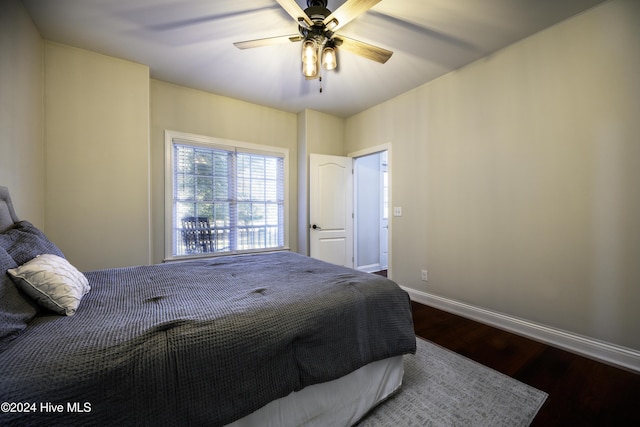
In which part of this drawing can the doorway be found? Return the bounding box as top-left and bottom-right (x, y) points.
(354, 150), (388, 274)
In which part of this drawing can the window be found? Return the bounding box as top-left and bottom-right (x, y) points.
(165, 131), (288, 259)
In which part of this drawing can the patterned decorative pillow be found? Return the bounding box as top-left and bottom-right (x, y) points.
(8, 254), (90, 316)
(0, 220), (65, 266)
(0, 247), (38, 347)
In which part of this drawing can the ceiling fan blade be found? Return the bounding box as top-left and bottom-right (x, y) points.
(323, 0), (381, 31)
(234, 34), (302, 50)
(335, 35), (393, 64)
(276, 0), (313, 27)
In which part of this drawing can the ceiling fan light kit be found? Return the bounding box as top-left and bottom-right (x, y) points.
(301, 32), (337, 79)
(234, 0), (392, 82)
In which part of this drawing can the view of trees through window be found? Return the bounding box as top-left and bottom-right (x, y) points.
(172, 142), (284, 256)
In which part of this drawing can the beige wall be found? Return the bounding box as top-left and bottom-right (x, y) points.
(346, 0), (640, 351)
(150, 80), (298, 263)
(301, 109), (346, 157)
(44, 43), (151, 271)
(0, 1), (45, 227)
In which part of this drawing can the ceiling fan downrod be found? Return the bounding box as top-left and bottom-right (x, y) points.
(299, 0), (333, 33)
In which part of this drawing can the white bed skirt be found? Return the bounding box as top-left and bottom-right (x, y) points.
(226, 355), (404, 427)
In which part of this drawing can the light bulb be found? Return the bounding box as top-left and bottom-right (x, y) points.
(322, 46), (337, 71)
(302, 39), (317, 64)
(302, 60), (318, 79)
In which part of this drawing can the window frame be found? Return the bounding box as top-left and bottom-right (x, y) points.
(164, 130), (289, 261)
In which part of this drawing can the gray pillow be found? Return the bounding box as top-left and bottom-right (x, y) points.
(0, 247), (38, 349)
(0, 221), (65, 266)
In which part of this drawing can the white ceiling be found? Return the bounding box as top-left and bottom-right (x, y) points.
(22, 0), (606, 118)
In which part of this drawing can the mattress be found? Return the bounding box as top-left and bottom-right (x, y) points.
(228, 355), (405, 427)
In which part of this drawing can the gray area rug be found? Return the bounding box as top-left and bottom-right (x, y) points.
(357, 338), (547, 426)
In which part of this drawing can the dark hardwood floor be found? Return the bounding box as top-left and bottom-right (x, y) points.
(411, 301), (640, 426)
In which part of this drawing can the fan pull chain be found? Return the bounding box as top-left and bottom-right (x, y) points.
(319, 76), (323, 93)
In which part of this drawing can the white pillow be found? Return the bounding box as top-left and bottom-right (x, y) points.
(7, 254), (90, 316)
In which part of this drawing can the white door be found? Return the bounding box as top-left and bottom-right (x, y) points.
(309, 154), (353, 267)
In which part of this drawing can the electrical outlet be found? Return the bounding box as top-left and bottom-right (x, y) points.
(421, 270), (428, 281)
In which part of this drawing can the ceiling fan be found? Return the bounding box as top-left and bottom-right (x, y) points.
(234, 0), (393, 80)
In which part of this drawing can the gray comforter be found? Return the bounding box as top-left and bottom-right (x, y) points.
(0, 251), (416, 426)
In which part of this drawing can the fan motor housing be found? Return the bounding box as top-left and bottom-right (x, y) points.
(300, 1), (332, 40)
(305, 6), (330, 22)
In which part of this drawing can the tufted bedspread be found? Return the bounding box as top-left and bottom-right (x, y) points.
(1, 251), (416, 426)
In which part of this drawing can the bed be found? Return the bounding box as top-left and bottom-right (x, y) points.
(0, 186), (416, 426)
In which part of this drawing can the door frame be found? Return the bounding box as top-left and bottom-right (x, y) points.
(349, 143), (393, 279)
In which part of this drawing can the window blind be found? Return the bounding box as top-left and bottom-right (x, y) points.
(170, 140), (285, 257)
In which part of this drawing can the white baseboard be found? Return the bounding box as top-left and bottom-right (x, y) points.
(404, 287), (640, 374)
